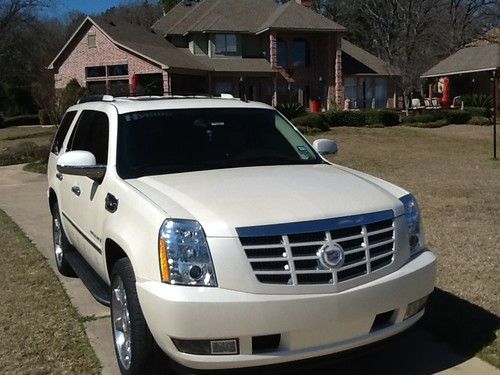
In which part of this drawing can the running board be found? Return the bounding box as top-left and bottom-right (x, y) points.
(65, 249), (111, 307)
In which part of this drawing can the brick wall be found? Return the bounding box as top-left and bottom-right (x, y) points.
(54, 23), (167, 93)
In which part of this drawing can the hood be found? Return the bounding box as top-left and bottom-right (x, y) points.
(126, 164), (402, 237)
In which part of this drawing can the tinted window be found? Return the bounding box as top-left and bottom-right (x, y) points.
(277, 39), (287, 67)
(117, 108), (321, 179)
(51, 111), (77, 155)
(68, 110), (109, 164)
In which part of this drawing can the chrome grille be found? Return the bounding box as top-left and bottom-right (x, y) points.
(238, 211), (395, 285)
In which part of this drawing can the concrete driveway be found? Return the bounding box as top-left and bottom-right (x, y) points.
(0, 164), (497, 375)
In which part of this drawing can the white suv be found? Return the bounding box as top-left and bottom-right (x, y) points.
(48, 96), (436, 374)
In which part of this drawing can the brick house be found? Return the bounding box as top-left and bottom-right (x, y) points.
(49, 0), (398, 109)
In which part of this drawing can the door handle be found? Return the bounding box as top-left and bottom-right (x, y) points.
(56, 173), (63, 181)
(71, 186), (81, 196)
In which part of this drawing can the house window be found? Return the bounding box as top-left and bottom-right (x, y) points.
(86, 66), (106, 78)
(215, 34), (237, 54)
(88, 34), (96, 48)
(108, 64), (129, 76)
(277, 39), (287, 67)
(215, 81), (233, 95)
(292, 38), (310, 67)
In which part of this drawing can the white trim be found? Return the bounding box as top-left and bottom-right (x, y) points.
(421, 66), (498, 78)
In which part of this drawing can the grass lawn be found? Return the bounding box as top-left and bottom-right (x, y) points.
(312, 125), (499, 366)
(0, 209), (100, 374)
(0, 126), (56, 166)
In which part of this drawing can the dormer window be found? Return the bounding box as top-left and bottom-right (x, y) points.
(215, 34), (237, 54)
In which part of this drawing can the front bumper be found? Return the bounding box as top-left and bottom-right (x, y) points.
(137, 251), (436, 370)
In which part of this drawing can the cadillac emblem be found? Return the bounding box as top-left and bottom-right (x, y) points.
(318, 242), (345, 269)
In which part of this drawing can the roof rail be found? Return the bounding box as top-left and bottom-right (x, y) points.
(77, 95), (114, 104)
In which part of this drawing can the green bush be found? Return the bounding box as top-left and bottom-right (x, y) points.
(442, 111), (471, 125)
(462, 94), (492, 108)
(324, 111), (366, 127)
(292, 113), (329, 131)
(3, 115), (40, 127)
(0, 112), (4, 129)
(364, 109), (400, 127)
(464, 107), (491, 118)
(277, 102), (306, 120)
(38, 109), (51, 125)
(468, 116), (491, 126)
(401, 113), (438, 124)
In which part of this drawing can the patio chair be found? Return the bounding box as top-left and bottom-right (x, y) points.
(431, 97), (442, 110)
(450, 96), (462, 109)
(411, 98), (425, 110)
(424, 98), (434, 110)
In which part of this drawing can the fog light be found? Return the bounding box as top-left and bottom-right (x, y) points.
(404, 296), (428, 320)
(172, 338), (239, 355)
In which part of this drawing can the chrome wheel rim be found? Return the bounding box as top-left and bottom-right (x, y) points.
(53, 217), (63, 266)
(112, 276), (132, 370)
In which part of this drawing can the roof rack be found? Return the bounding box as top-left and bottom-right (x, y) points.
(77, 95), (114, 104)
(76, 93), (240, 105)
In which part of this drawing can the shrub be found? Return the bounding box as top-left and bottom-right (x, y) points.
(462, 94), (492, 108)
(38, 109), (51, 125)
(292, 113), (329, 131)
(442, 111), (471, 125)
(468, 116), (491, 126)
(3, 115), (40, 127)
(364, 109), (400, 127)
(324, 111), (366, 127)
(278, 102), (306, 120)
(464, 107), (491, 118)
(0, 112), (4, 129)
(401, 113), (439, 124)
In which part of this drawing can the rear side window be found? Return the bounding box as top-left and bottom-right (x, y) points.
(51, 111), (77, 155)
(67, 110), (109, 165)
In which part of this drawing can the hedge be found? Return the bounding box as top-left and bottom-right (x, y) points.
(468, 116), (491, 126)
(464, 107), (491, 118)
(363, 109), (400, 127)
(324, 111), (366, 127)
(292, 113), (329, 131)
(401, 111), (471, 125)
(2, 115), (40, 128)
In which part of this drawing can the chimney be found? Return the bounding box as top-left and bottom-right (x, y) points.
(295, 0), (314, 7)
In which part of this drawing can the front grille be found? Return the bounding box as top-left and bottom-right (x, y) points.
(238, 211), (395, 286)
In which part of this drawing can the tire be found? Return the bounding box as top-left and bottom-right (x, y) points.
(111, 258), (155, 375)
(51, 202), (75, 277)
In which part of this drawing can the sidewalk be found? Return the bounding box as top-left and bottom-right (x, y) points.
(0, 164), (498, 375)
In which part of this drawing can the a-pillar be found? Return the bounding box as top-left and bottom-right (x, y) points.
(162, 71), (171, 96)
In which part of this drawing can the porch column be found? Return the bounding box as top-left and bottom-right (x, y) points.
(272, 74), (278, 107)
(162, 71), (171, 95)
(327, 34), (344, 110)
(334, 34), (344, 108)
(270, 31), (278, 68)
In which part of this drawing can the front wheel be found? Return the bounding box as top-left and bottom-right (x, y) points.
(51, 203), (75, 277)
(111, 258), (155, 374)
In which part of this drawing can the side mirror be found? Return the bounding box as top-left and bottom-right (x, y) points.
(57, 150), (106, 180)
(313, 139), (338, 156)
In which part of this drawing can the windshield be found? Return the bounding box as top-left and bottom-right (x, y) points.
(117, 108), (322, 178)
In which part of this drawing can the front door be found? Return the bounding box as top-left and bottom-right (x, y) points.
(59, 110), (110, 274)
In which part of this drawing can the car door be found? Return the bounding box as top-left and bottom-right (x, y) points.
(60, 110), (110, 273)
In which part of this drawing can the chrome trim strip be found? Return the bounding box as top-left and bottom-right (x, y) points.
(62, 211), (102, 254)
(236, 210), (394, 237)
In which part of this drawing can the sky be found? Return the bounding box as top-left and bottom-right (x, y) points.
(48, 0), (133, 17)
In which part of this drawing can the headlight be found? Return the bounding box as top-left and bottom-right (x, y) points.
(400, 194), (425, 256)
(159, 219), (217, 286)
